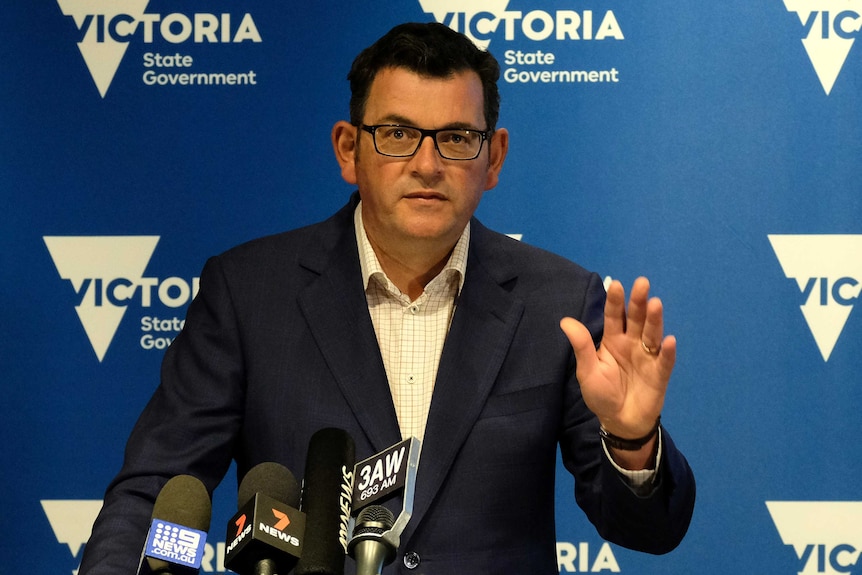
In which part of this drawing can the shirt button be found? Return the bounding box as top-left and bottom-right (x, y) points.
(409, 305), (419, 314)
(403, 551), (421, 569)
(406, 375), (416, 384)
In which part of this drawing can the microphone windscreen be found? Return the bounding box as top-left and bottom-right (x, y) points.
(146, 475), (211, 573)
(152, 475), (211, 531)
(354, 505), (395, 537)
(295, 428), (356, 575)
(238, 462), (301, 508)
(348, 505), (397, 573)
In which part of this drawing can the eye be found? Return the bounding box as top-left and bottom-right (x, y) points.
(380, 126), (416, 141)
(439, 131), (473, 147)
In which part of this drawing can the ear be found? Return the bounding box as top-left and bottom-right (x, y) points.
(483, 127), (509, 190)
(332, 121), (358, 185)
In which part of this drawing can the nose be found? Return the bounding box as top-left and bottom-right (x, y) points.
(409, 133), (444, 177)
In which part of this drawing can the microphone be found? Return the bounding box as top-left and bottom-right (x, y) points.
(344, 437), (420, 574)
(224, 462), (306, 575)
(350, 437), (420, 548)
(140, 474), (211, 575)
(347, 506), (396, 575)
(294, 428), (356, 575)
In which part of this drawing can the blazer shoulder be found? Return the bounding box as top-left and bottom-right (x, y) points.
(218, 226), (318, 264)
(470, 219), (599, 287)
(212, 198), (358, 274)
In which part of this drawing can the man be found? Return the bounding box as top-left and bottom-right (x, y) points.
(80, 22), (694, 574)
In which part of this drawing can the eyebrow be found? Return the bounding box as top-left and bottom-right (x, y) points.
(373, 114), (483, 131)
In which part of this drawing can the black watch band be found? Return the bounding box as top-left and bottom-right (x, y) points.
(599, 417), (661, 451)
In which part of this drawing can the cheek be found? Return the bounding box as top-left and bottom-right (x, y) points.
(459, 167), (493, 200)
(352, 152), (376, 191)
(464, 190), (485, 214)
(356, 155), (407, 191)
(354, 164), (394, 209)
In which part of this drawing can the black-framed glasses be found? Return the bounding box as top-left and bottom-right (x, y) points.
(360, 124), (489, 161)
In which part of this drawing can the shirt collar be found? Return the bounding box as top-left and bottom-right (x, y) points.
(354, 201), (469, 295)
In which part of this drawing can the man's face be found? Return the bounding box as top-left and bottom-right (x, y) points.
(334, 66), (507, 252)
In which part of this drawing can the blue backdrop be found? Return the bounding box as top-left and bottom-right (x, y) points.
(3, 1), (861, 574)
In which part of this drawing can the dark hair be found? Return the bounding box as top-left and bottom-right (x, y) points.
(347, 22), (501, 132)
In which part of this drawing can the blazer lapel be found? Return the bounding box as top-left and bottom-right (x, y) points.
(296, 201), (402, 453)
(403, 221), (525, 538)
(295, 206), (525, 539)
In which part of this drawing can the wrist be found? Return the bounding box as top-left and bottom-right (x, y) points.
(599, 416), (661, 451)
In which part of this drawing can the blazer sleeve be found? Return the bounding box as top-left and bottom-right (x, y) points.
(78, 254), (246, 575)
(558, 272), (696, 555)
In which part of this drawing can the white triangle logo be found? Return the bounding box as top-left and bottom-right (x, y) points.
(41, 500), (103, 573)
(417, 0), (511, 49)
(768, 234), (862, 361)
(56, 0), (150, 97)
(801, 34), (854, 95)
(44, 236), (160, 361)
(782, 1), (862, 95)
(766, 501), (862, 575)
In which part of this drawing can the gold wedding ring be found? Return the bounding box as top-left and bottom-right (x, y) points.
(641, 339), (661, 356)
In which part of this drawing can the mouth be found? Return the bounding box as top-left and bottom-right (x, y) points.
(403, 191), (447, 201)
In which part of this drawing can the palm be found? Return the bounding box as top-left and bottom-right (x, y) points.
(560, 277), (676, 439)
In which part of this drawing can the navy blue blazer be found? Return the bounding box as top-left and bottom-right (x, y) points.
(80, 195), (695, 574)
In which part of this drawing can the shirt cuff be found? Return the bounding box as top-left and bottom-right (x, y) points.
(601, 428), (663, 495)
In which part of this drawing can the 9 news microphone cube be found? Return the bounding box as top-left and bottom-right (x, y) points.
(143, 519), (208, 573)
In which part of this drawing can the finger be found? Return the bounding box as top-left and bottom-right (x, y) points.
(625, 277), (651, 339)
(603, 280), (626, 338)
(640, 296), (665, 352)
(656, 334), (677, 380)
(560, 317), (598, 375)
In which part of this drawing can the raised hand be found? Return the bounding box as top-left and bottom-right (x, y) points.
(560, 277), (676, 467)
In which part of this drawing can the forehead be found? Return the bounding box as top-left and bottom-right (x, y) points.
(364, 66), (485, 128)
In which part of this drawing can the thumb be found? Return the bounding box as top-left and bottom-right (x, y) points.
(559, 317), (598, 375)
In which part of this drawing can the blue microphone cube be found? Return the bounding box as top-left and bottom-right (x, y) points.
(144, 519), (208, 569)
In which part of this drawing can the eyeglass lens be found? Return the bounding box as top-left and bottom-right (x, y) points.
(373, 126), (484, 159)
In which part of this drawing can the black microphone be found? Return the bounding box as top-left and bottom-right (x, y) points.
(294, 428), (356, 575)
(224, 462), (306, 575)
(140, 475), (212, 575)
(347, 506), (396, 575)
